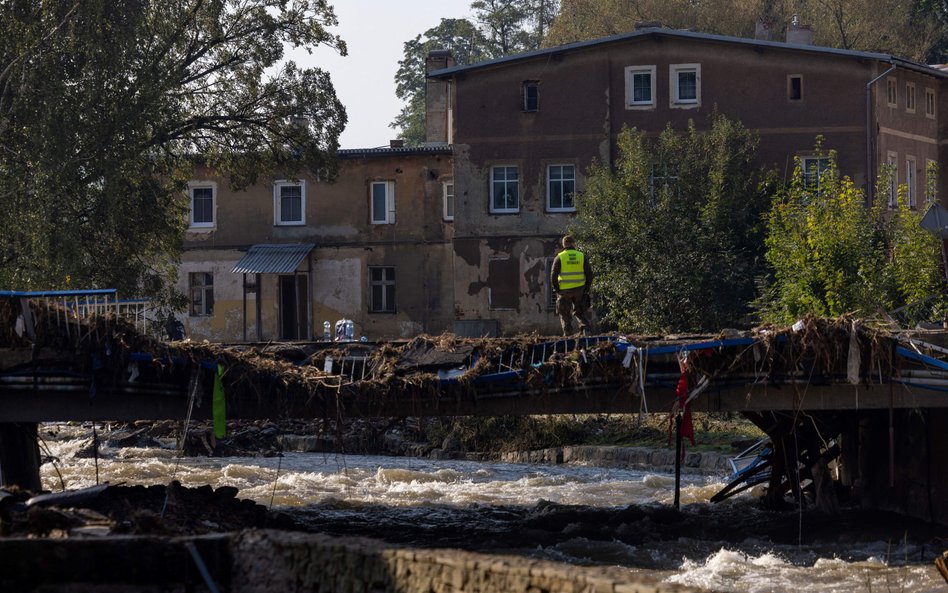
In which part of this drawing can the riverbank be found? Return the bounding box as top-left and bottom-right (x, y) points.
(82, 412), (762, 463)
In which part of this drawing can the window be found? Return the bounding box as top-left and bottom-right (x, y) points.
(522, 81), (539, 112)
(188, 182), (215, 229)
(274, 181), (305, 225)
(788, 75), (803, 101)
(368, 266), (395, 313)
(906, 82), (916, 114)
(926, 88), (936, 119)
(490, 166), (519, 213)
(625, 65), (656, 108)
(371, 181), (395, 224)
(189, 272), (214, 317)
(906, 156), (917, 208)
(886, 78), (897, 107)
(443, 181), (454, 221)
(801, 156), (830, 190)
(547, 164), (576, 212)
(887, 152), (898, 208)
(649, 162), (679, 199)
(670, 64), (700, 106)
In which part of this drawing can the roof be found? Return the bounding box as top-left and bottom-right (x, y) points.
(338, 145), (452, 158)
(232, 243), (315, 275)
(429, 27), (948, 81)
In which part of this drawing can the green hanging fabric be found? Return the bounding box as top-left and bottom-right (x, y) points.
(213, 363), (227, 439)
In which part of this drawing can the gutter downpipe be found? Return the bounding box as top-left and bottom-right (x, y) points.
(866, 62), (897, 205)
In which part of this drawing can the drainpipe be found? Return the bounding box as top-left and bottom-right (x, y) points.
(866, 62), (897, 205)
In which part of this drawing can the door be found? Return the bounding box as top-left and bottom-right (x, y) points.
(279, 275), (309, 340)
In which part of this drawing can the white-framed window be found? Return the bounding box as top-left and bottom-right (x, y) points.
(926, 88), (936, 119)
(547, 164), (576, 212)
(670, 64), (700, 107)
(273, 180), (305, 225)
(522, 80), (539, 112)
(887, 151), (898, 208)
(650, 162), (679, 199)
(801, 156), (830, 190)
(443, 181), (455, 221)
(368, 266), (395, 313)
(624, 65), (656, 108)
(490, 166), (519, 213)
(886, 77), (898, 107)
(370, 181), (395, 224)
(788, 75), (803, 101)
(188, 181), (216, 229)
(189, 272), (214, 317)
(906, 156), (917, 208)
(906, 82), (916, 114)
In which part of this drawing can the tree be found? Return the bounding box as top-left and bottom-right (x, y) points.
(758, 146), (943, 323)
(391, 1), (559, 144)
(546, 0), (943, 62)
(0, 0), (347, 301)
(572, 114), (773, 334)
(391, 18), (489, 146)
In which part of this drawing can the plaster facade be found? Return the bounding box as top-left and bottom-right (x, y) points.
(178, 148), (454, 342)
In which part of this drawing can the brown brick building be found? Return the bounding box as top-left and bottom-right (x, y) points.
(428, 27), (947, 335)
(177, 26), (946, 341)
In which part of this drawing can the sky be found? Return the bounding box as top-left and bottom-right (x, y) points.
(292, 0), (475, 149)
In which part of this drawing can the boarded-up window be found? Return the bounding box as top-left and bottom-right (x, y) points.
(488, 258), (519, 310)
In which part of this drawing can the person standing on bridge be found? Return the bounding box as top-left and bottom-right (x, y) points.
(551, 234), (594, 336)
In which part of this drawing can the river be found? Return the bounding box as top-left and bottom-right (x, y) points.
(39, 424), (946, 593)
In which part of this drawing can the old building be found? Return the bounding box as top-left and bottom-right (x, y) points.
(177, 145), (455, 342)
(427, 26), (947, 335)
(176, 25), (946, 342)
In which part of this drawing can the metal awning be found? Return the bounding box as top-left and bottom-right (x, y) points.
(232, 243), (315, 275)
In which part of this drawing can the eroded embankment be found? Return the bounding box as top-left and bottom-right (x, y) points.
(0, 529), (701, 593)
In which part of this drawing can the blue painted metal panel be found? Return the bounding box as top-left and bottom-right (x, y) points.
(0, 289), (117, 298)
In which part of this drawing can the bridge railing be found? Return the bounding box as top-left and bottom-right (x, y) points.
(0, 289), (156, 335)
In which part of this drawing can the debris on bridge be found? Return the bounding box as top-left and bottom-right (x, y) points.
(3, 294), (944, 420)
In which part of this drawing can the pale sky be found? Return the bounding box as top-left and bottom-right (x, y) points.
(292, 0), (475, 149)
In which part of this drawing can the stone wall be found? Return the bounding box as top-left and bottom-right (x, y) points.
(231, 530), (701, 593)
(500, 445), (732, 474)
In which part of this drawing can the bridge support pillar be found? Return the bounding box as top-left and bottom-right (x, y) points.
(0, 423), (42, 492)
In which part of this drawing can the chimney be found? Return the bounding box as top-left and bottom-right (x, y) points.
(425, 50), (455, 146)
(755, 19), (775, 41)
(389, 139), (404, 149)
(786, 15), (813, 45)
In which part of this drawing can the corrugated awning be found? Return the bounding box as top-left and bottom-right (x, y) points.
(232, 243), (314, 275)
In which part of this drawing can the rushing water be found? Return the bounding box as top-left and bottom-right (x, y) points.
(38, 424), (947, 593)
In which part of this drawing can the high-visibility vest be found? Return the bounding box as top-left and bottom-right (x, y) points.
(557, 249), (586, 290)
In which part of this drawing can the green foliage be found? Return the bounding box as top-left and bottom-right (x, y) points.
(573, 113), (772, 334)
(391, 1), (558, 144)
(758, 146), (943, 323)
(392, 18), (489, 146)
(0, 0), (347, 301)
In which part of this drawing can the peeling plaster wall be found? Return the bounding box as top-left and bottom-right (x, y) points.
(179, 151), (455, 342)
(453, 237), (563, 335)
(177, 250), (251, 342)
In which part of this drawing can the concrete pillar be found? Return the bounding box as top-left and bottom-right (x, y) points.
(0, 422), (42, 491)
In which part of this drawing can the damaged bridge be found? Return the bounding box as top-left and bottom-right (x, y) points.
(3, 292), (948, 523)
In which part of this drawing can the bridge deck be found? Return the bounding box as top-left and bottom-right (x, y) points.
(1, 299), (948, 422)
